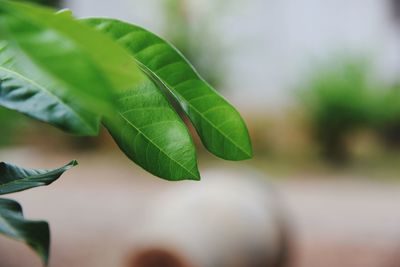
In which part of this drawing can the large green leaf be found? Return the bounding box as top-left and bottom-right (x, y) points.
(0, 1), (138, 135)
(0, 160), (77, 195)
(0, 198), (50, 265)
(104, 78), (200, 181)
(84, 18), (253, 160)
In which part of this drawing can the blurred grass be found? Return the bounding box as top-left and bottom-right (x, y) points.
(247, 153), (400, 181)
(241, 108), (400, 181)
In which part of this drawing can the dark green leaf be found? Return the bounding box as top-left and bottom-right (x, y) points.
(0, 160), (77, 195)
(84, 18), (253, 160)
(0, 66), (100, 135)
(0, 198), (50, 265)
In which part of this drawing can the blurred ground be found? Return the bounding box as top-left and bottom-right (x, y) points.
(281, 179), (400, 267)
(0, 147), (399, 267)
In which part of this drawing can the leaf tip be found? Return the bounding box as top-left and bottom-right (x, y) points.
(56, 8), (73, 18)
(243, 145), (254, 160)
(69, 160), (79, 167)
(189, 173), (201, 181)
(37, 221), (50, 266)
(163, 169), (201, 182)
(189, 167), (201, 181)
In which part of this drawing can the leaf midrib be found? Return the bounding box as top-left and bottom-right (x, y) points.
(119, 112), (198, 179)
(136, 62), (251, 158)
(0, 161), (75, 194)
(0, 212), (19, 237)
(0, 66), (94, 131)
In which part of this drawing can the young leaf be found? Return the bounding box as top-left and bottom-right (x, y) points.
(0, 160), (77, 195)
(0, 198), (50, 265)
(104, 78), (200, 181)
(0, 1), (137, 135)
(84, 18), (253, 160)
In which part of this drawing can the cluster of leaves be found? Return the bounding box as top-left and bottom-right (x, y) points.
(0, 0), (252, 264)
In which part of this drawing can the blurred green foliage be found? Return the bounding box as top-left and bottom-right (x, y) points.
(0, 1), (57, 148)
(0, 107), (26, 146)
(163, 0), (225, 88)
(13, 0), (61, 7)
(301, 59), (375, 162)
(373, 85), (400, 148)
(0, 1), (61, 145)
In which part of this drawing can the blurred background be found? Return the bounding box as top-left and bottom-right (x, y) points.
(1, 0), (400, 266)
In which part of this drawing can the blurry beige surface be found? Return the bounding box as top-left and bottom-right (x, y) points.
(0, 148), (400, 267)
(128, 168), (288, 267)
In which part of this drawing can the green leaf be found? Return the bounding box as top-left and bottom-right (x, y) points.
(0, 160), (77, 195)
(104, 78), (200, 181)
(0, 198), (50, 265)
(0, 66), (100, 135)
(84, 18), (253, 160)
(0, 1), (137, 135)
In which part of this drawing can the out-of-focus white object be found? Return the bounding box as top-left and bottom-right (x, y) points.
(127, 167), (290, 267)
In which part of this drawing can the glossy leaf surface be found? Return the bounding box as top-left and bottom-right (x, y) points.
(104, 78), (200, 181)
(0, 160), (77, 195)
(0, 198), (50, 265)
(85, 18), (253, 160)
